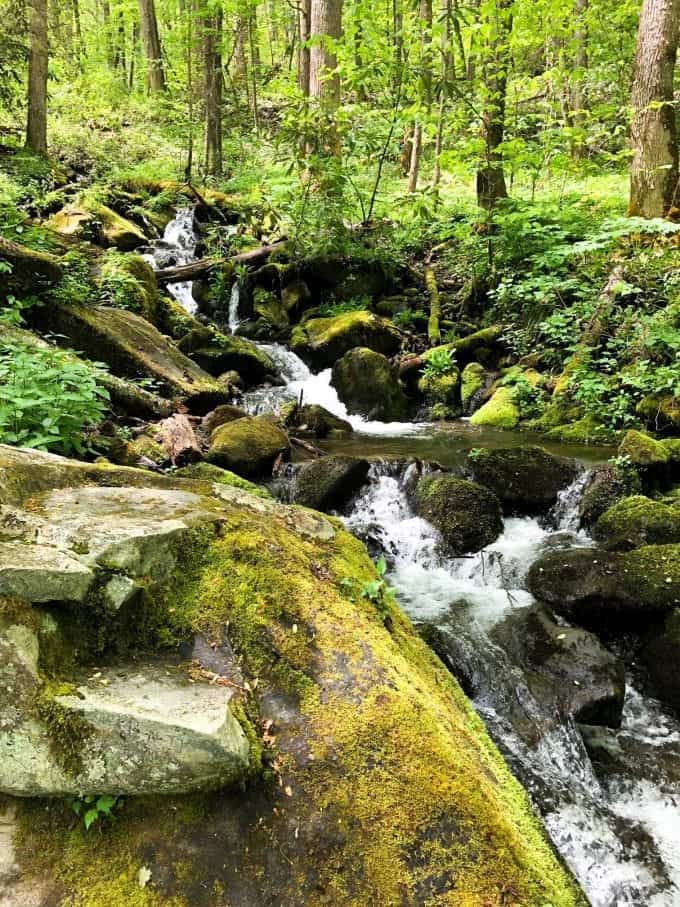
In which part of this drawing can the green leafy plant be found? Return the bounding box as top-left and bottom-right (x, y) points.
(422, 348), (456, 379)
(360, 556), (392, 626)
(70, 794), (123, 831)
(317, 296), (370, 317)
(0, 340), (110, 454)
(393, 308), (425, 329)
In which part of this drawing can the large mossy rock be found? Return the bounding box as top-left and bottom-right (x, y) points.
(34, 304), (229, 413)
(98, 251), (161, 321)
(207, 416), (289, 477)
(636, 394), (680, 432)
(578, 465), (631, 527)
(411, 473), (503, 555)
(527, 545), (680, 625)
(618, 429), (670, 467)
(0, 237), (62, 297)
(0, 445), (584, 907)
(469, 386), (520, 429)
(177, 326), (277, 385)
(47, 203), (147, 251)
(332, 347), (409, 421)
(417, 367), (461, 420)
(642, 608), (680, 710)
(593, 496), (680, 549)
(294, 455), (370, 512)
(468, 445), (579, 513)
(460, 361), (487, 414)
(282, 402), (353, 438)
(291, 310), (401, 370)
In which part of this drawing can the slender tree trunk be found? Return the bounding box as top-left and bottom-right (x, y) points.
(138, 0), (166, 92)
(628, 0), (680, 218)
(298, 0), (312, 95)
(26, 0), (48, 155)
(72, 0), (84, 69)
(309, 0), (344, 154)
(407, 0), (433, 193)
(203, 6), (223, 176)
(476, 0), (512, 210)
(393, 0), (403, 89)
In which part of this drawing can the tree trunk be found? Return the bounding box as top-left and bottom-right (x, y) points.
(628, 0), (680, 218)
(407, 0), (433, 193)
(309, 0), (343, 154)
(476, 0), (512, 210)
(298, 0), (312, 95)
(138, 0), (166, 92)
(203, 7), (223, 176)
(26, 0), (48, 155)
(571, 0), (588, 158)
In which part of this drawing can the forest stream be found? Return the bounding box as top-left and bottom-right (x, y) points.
(143, 208), (680, 907)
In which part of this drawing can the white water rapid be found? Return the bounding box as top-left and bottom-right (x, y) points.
(143, 207), (200, 314)
(344, 464), (680, 907)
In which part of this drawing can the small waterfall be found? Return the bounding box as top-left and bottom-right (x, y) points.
(143, 207), (199, 314)
(228, 282), (241, 333)
(343, 464), (680, 907)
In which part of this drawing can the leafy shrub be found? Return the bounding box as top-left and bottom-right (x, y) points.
(393, 308), (425, 329)
(422, 348), (456, 379)
(317, 296), (370, 317)
(70, 794), (123, 830)
(0, 339), (109, 454)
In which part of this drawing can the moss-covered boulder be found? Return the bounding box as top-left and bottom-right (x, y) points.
(291, 310), (401, 369)
(642, 608), (680, 710)
(578, 465), (631, 527)
(469, 386), (520, 429)
(34, 304), (228, 414)
(618, 429), (670, 467)
(201, 404), (248, 438)
(252, 287), (289, 332)
(294, 455), (370, 512)
(637, 394), (680, 432)
(173, 461), (270, 498)
(99, 251), (161, 322)
(528, 545), (680, 625)
(593, 496), (680, 550)
(283, 403), (353, 438)
(460, 361), (487, 414)
(47, 203), (147, 251)
(411, 473), (503, 555)
(0, 444), (584, 906)
(177, 326), (277, 385)
(468, 445), (579, 513)
(207, 416), (289, 477)
(0, 236), (62, 297)
(97, 372), (174, 421)
(417, 367), (461, 420)
(332, 348), (409, 421)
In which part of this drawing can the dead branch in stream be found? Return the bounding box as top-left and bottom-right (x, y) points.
(154, 239), (288, 283)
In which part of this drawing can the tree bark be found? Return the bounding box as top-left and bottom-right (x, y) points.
(476, 0), (512, 210)
(308, 0), (343, 157)
(26, 0), (48, 155)
(628, 0), (680, 218)
(407, 0), (433, 193)
(298, 0), (312, 95)
(571, 0), (588, 158)
(203, 6), (223, 176)
(138, 0), (166, 92)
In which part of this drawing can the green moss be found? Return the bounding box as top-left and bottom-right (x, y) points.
(173, 462), (271, 498)
(291, 310), (401, 368)
(417, 368), (460, 418)
(619, 429), (670, 466)
(593, 495), (680, 548)
(460, 361), (485, 410)
(545, 413), (618, 445)
(99, 252), (160, 322)
(35, 680), (93, 775)
(469, 386), (520, 428)
(662, 439), (680, 464)
(637, 394), (680, 431)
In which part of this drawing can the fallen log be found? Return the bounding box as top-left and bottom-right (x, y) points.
(154, 239), (288, 284)
(424, 264), (441, 344)
(154, 413), (202, 466)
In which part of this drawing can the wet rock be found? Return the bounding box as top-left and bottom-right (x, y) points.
(636, 395), (680, 432)
(294, 455), (370, 512)
(202, 404), (248, 438)
(173, 462), (270, 498)
(618, 429), (670, 467)
(469, 386), (520, 429)
(207, 416), (289, 477)
(579, 465), (630, 527)
(282, 403), (352, 438)
(177, 326), (277, 385)
(331, 347), (409, 421)
(593, 496), (680, 549)
(291, 310), (401, 370)
(460, 362), (487, 414)
(642, 609), (680, 711)
(528, 545), (680, 625)
(468, 445), (579, 513)
(417, 367), (461, 420)
(411, 473), (503, 555)
(34, 305), (228, 414)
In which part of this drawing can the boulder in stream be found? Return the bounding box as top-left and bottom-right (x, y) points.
(294, 455), (370, 512)
(642, 608), (680, 711)
(469, 386), (520, 429)
(332, 347), (409, 421)
(410, 473), (503, 555)
(177, 326), (278, 385)
(593, 495), (680, 549)
(528, 544), (680, 625)
(291, 310), (401, 369)
(282, 402), (353, 438)
(0, 444), (583, 906)
(207, 415), (289, 477)
(468, 445), (579, 513)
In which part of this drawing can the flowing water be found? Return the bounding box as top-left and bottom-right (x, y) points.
(344, 464), (680, 907)
(149, 205), (680, 905)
